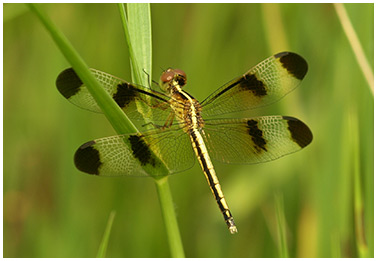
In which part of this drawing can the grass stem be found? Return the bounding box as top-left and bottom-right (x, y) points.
(97, 211), (116, 258)
(275, 193), (289, 258)
(120, 3), (185, 257)
(334, 3), (374, 95)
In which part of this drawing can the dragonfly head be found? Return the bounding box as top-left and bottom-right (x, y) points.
(159, 68), (187, 92)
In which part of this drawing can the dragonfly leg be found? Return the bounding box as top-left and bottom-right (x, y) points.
(141, 121), (164, 129)
(141, 111), (175, 130)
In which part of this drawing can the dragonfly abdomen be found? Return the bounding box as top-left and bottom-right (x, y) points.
(175, 85), (237, 233)
(189, 128), (237, 234)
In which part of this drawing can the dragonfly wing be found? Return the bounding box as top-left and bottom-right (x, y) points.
(56, 68), (176, 123)
(201, 52), (308, 117)
(202, 116), (312, 164)
(74, 126), (195, 177)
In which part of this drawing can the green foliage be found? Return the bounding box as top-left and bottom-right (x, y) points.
(275, 193), (289, 258)
(121, 3), (152, 86)
(26, 4), (137, 136)
(96, 211), (116, 257)
(121, 4), (184, 256)
(4, 3), (373, 258)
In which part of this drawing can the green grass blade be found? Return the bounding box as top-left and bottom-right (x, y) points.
(29, 3), (169, 179)
(127, 3), (152, 87)
(155, 177), (185, 258)
(275, 193), (289, 258)
(118, 3), (152, 87)
(27, 3), (137, 136)
(119, 3), (154, 119)
(261, 3), (289, 53)
(4, 4), (29, 22)
(118, 3), (141, 85)
(348, 110), (368, 257)
(97, 211), (116, 258)
(333, 3), (374, 95)
(119, 4), (184, 257)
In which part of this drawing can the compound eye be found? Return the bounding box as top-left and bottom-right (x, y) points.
(160, 69), (175, 83)
(173, 69), (186, 79)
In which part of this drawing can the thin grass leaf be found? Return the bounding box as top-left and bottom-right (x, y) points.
(261, 3), (289, 53)
(127, 3), (152, 87)
(155, 177), (185, 258)
(119, 4), (185, 257)
(97, 211), (116, 258)
(29, 3), (170, 179)
(119, 3), (154, 119)
(4, 4), (29, 22)
(348, 110), (368, 257)
(275, 193), (289, 258)
(118, 3), (152, 87)
(333, 3), (374, 95)
(337, 110), (354, 257)
(27, 3), (137, 136)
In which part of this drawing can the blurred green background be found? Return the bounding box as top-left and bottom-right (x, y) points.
(4, 3), (373, 258)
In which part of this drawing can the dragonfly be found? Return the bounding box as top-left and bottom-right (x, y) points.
(56, 52), (312, 234)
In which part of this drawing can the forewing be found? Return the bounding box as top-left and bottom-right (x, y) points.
(201, 52), (308, 117)
(56, 68), (176, 123)
(74, 126), (195, 177)
(203, 116), (312, 164)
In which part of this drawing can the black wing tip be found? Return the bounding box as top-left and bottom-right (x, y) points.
(274, 52), (308, 80)
(74, 140), (101, 175)
(56, 68), (83, 99)
(283, 116), (313, 148)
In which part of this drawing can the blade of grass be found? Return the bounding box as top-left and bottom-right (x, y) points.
(127, 3), (152, 87)
(27, 3), (137, 136)
(118, 3), (142, 85)
(119, 3), (154, 119)
(4, 4), (29, 22)
(261, 3), (289, 53)
(118, 3), (152, 87)
(119, 4), (185, 257)
(348, 110), (368, 257)
(155, 177), (185, 258)
(97, 211), (116, 258)
(333, 3), (374, 95)
(275, 193), (289, 258)
(337, 109), (354, 257)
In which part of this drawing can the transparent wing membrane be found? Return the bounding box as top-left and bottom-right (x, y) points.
(74, 126), (195, 177)
(201, 52), (308, 117)
(203, 116), (312, 164)
(56, 68), (179, 123)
